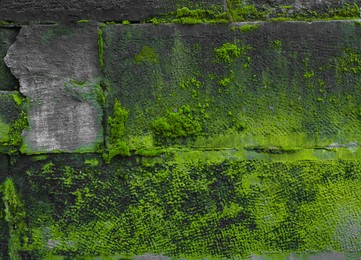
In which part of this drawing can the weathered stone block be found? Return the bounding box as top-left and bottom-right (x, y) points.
(102, 21), (361, 160)
(0, 0), (224, 23)
(4, 24), (103, 153)
(0, 28), (18, 91)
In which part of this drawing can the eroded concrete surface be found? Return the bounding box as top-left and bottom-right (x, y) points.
(4, 24), (102, 153)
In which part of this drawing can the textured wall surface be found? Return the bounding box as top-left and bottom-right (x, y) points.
(102, 21), (361, 160)
(0, 0), (224, 23)
(0, 0), (359, 23)
(1, 1), (361, 259)
(4, 24), (103, 153)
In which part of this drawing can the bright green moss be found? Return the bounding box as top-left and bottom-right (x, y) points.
(11, 93), (23, 106)
(152, 105), (202, 140)
(103, 100), (130, 163)
(214, 43), (241, 63)
(172, 7), (230, 24)
(2, 178), (27, 259)
(149, 18), (165, 25)
(15, 159), (361, 258)
(231, 5), (267, 21)
(238, 23), (260, 32)
(214, 42), (252, 64)
(84, 158), (99, 167)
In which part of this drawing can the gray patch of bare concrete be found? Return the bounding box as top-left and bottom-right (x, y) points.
(4, 24), (102, 153)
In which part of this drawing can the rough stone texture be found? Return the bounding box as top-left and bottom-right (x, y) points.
(1, 20), (361, 259)
(0, 0), (359, 23)
(251, 0), (361, 11)
(0, 153), (8, 177)
(0, 28), (18, 91)
(103, 21), (361, 159)
(0, 0), (224, 23)
(4, 24), (103, 153)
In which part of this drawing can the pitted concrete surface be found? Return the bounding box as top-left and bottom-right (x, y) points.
(4, 24), (102, 153)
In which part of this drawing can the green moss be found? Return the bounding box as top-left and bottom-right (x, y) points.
(268, 3), (360, 21)
(238, 23), (260, 32)
(214, 42), (252, 64)
(103, 100), (130, 163)
(2, 178), (27, 259)
(144, 2), (360, 24)
(273, 40), (282, 51)
(98, 27), (104, 69)
(149, 18), (163, 25)
(77, 19), (90, 23)
(134, 46), (159, 64)
(135, 148), (167, 157)
(231, 4), (267, 21)
(64, 79), (104, 105)
(11, 92), (24, 107)
(84, 158), (99, 167)
(172, 7), (230, 24)
(122, 20), (130, 25)
(152, 105), (202, 140)
(325, 2), (360, 19)
(8, 111), (28, 152)
(218, 77), (232, 87)
(16, 159), (361, 258)
(337, 48), (361, 74)
(214, 43), (241, 63)
(303, 70), (315, 79)
(32, 155), (48, 161)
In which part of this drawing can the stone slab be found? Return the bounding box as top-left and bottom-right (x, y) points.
(102, 21), (361, 157)
(0, 28), (18, 91)
(4, 24), (103, 153)
(0, 0), (224, 23)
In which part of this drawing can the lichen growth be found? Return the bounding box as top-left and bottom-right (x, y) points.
(134, 46), (159, 64)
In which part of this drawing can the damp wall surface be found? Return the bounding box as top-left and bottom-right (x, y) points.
(1, 0), (361, 259)
(0, 0), (225, 23)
